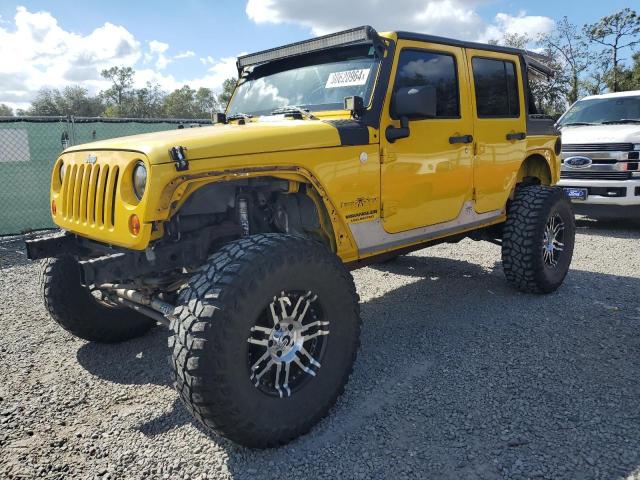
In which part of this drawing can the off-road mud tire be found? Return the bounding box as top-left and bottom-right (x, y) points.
(40, 255), (155, 342)
(502, 185), (575, 294)
(169, 234), (361, 448)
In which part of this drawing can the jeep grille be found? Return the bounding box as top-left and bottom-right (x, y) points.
(61, 162), (119, 228)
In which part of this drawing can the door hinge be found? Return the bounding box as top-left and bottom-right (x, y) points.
(380, 148), (397, 164)
(380, 201), (398, 218)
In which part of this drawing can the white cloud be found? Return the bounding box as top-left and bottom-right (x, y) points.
(481, 12), (555, 43)
(0, 6), (141, 109)
(0, 7), (235, 111)
(246, 0), (553, 44)
(175, 50), (195, 59)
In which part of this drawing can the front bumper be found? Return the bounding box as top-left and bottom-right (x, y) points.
(557, 178), (640, 206)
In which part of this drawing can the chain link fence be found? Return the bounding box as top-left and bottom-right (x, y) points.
(0, 116), (212, 235)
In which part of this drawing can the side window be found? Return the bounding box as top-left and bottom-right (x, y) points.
(472, 57), (520, 117)
(392, 49), (460, 118)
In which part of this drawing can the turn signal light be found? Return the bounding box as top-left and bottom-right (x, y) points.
(128, 214), (141, 236)
(51, 199), (57, 216)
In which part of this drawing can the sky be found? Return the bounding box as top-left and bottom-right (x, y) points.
(0, 0), (634, 111)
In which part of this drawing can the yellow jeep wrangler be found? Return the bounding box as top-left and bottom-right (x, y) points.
(26, 26), (574, 448)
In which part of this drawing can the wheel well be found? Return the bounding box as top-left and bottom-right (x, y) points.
(516, 155), (552, 186)
(165, 176), (336, 250)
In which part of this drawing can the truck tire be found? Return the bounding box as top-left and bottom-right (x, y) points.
(502, 185), (575, 294)
(40, 255), (155, 342)
(169, 234), (361, 448)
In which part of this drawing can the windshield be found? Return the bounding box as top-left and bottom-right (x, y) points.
(559, 95), (640, 125)
(227, 44), (380, 117)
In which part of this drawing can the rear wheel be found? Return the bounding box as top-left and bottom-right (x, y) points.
(169, 234), (361, 448)
(502, 186), (575, 293)
(40, 255), (155, 342)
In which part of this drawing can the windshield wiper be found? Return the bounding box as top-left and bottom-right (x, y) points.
(601, 119), (640, 124)
(270, 106), (317, 120)
(561, 122), (596, 126)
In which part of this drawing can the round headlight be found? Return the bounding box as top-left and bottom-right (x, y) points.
(59, 161), (65, 183)
(132, 162), (147, 200)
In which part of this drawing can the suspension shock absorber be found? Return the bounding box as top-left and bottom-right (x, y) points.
(237, 195), (250, 237)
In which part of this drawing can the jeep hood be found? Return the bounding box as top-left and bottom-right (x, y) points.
(561, 124), (640, 145)
(63, 119), (345, 164)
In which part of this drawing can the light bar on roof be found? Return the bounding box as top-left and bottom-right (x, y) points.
(237, 26), (377, 70)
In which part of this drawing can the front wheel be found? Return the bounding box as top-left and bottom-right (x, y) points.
(40, 255), (155, 342)
(502, 186), (576, 293)
(169, 234), (361, 448)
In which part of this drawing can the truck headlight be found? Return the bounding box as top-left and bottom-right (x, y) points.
(634, 144), (640, 151)
(132, 162), (147, 200)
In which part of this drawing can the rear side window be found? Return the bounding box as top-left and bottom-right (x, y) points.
(393, 49), (460, 118)
(472, 57), (520, 118)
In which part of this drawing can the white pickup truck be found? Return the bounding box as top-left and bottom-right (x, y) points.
(557, 90), (640, 218)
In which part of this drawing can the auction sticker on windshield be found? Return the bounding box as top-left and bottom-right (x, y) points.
(326, 69), (370, 88)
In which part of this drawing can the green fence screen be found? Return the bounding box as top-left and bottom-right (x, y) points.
(0, 117), (212, 235)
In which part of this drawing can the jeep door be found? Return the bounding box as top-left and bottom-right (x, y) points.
(466, 51), (527, 213)
(380, 41), (474, 233)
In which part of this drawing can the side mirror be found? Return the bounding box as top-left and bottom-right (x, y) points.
(213, 112), (228, 124)
(386, 86), (437, 143)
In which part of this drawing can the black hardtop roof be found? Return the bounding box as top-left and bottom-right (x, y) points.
(395, 31), (524, 55)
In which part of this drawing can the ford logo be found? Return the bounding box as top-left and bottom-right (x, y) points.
(564, 156), (592, 169)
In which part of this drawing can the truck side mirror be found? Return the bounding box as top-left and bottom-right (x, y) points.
(386, 86), (437, 143)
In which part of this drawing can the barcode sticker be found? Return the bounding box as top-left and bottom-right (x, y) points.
(325, 69), (370, 88)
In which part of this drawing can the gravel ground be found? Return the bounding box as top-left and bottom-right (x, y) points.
(1, 219), (639, 480)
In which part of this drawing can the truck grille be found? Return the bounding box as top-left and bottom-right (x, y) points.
(561, 171), (632, 181)
(562, 143), (634, 152)
(61, 162), (120, 228)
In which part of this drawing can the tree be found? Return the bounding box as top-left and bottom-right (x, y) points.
(488, 32), (531, 49)
(528, 46), (569, 116)
(59, 86), (104, 116)
(100, 66), (135, 115)
(194, 87), (219, 118)
(0, 103), (13, 116)
(610, 52), (640, 91)
(26, 86), (103, 116)
(584, 56), (612, 96)
(540, 17), (591, 104)
(163, 85), (198, 118)
(584, 8), (640, 92)
(163, 86), (222, 118)
(129, 83), (165, 118)
(218, 78), (236, 108)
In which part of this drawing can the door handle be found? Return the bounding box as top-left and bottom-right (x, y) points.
(449, 134), (473, 144)
(506, 132), (526, 141)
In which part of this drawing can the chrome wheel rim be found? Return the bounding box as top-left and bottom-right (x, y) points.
(542, 213), (565, 268)
(247, 291), (328, 398)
